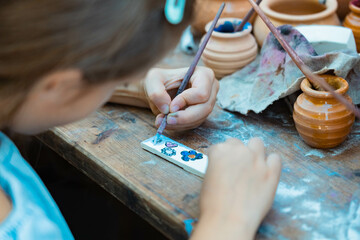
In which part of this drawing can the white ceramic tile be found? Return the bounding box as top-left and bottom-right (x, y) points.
(141, 135), (208, 178)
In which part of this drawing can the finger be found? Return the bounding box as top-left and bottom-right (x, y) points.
(167, 82), (217, 126)
(149, 102), (161, 115)
(170, 68), (215, 112)
(161, 117), (206, 130)
(208, 142), (233, 166)
(266, 153), (282, 179)
(225, 138), (244, 146)
(166, 101), (212, 127)
(170, 87), (212, 112)
(145, 76), (171, 114)
(189, 66), (215, 86)
(248, 138), (266, 162)
(155, 114), (165, 127)
(155, 112), (205, 130)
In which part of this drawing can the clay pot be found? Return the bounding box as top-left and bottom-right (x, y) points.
(253, 0), (341, 46)
(337, 0), (351, 20)
(201, 18), (258, 79)
(191, 0), (254, 36)
(344, 0), (360, 52)
(293, 75), (355, 149)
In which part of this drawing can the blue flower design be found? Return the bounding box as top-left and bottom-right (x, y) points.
(181, 150), (203, 162)
(161, 147), (176, 157)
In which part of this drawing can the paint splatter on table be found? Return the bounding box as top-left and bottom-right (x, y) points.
(37, 47), (360, 240)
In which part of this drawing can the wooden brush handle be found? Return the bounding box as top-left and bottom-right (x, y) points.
(234, 0), (262, 32)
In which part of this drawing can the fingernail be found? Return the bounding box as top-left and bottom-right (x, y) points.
(171, 105), (179, 112)
(155, 117), (164, 126)
(161, 104), (169, 114)
(167, 116), (177, 125)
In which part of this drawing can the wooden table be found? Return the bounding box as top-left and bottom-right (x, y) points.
(37, 48), (360, 240)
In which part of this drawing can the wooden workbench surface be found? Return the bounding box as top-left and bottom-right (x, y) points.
(37, 48), (360, 240)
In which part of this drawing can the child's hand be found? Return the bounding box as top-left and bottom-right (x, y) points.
(144, 67), (218, 131)
(191, 138), (281, 240)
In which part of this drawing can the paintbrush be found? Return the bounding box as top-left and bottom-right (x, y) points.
(153, 3), (226, 145)
(247, 0), (360, 119)
(234, 0), (262, 32)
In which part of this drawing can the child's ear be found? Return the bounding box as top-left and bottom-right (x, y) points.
(32, 69), (84, 103)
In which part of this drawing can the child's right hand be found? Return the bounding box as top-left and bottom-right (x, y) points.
(191, 138), (281, 240)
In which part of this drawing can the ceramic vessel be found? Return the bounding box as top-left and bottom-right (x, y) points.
(337, 0), (351, 20)
(293, 75), (355, 149)
(344, 0), (360, 52)
(253, 0), (341, 46)
(201, 18), (258, 79)
(191, 0), (254, 36)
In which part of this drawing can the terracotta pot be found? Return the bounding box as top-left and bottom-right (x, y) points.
(253, 0), (341, 46)
(337, 0), (351, 20)
(344, 0), (360, 52)
(201, 18), (258, 79)
(191, 0), (254, 36)
(293, 75), (355, 149)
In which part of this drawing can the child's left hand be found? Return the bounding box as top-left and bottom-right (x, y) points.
(144, 67), (218, 131)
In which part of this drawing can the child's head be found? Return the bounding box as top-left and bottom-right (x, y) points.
(0, 0), (193, 134)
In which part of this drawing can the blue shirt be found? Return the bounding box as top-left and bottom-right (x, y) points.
(0, 132), (73, 240)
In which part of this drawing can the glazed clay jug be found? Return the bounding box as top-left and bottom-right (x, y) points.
(192, 0), (254, 36)
(201, 18), (258, 79)
(293, 75), (355, 149)
(253, 0), (341, 46)
(344, 0), (360, 52)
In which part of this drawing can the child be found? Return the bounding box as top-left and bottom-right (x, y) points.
(0, 0), (281, 239)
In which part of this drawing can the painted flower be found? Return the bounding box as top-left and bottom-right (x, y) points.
(181, 150), (203, 162)
(161, 147), (176, 157)
(165, 141), (178, 148)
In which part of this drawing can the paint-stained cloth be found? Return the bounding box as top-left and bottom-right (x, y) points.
(217, 25), (360, 115)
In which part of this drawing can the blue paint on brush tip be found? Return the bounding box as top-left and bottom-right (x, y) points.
(153, 133), (162, 145)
